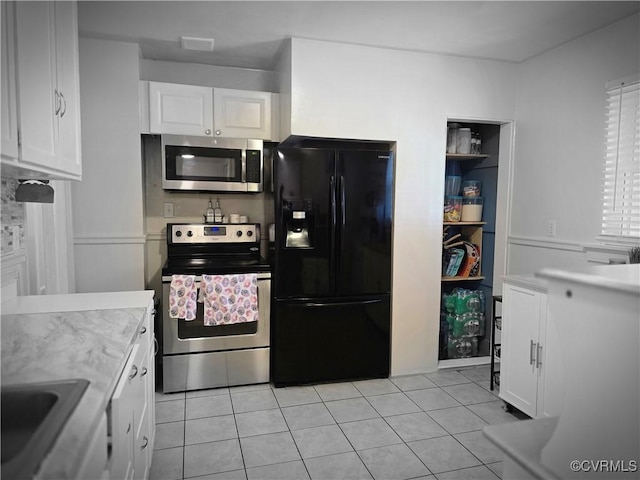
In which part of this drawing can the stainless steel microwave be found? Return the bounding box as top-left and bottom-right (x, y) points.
(162, 135), (263, 192)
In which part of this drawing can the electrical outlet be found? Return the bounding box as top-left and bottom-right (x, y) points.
(547, 219), (557, 237)
(164, 202), (174, 218)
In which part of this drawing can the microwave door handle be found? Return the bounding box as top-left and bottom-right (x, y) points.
(241, 150), (247, 183)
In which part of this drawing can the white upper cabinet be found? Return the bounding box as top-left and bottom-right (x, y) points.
(1, 2), (19, 161)
(146, 81), (279, 140)
(149, 82), (214, 137)
(1, 1), (82, 180)
(213, 88), (274, 140)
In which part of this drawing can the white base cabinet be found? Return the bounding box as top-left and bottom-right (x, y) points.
(146, 81), (278, 140)
(499, 280), (562, 418)
(107, 303), (155, 480)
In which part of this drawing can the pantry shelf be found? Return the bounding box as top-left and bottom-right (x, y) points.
(444, 221), (486, 226)
(442, 276), (485, 282)
(446, 154), (490, 161)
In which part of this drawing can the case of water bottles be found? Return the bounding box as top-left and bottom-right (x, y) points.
(442, 288), (485, 359)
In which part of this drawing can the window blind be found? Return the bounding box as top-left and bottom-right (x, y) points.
(601, 74), (640, 239)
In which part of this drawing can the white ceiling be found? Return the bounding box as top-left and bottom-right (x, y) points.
(78, 1), (639, 70)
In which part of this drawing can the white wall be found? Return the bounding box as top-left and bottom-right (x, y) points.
(73, 38), (145, 292)
(284, 38), (518, 375)
(508, 14), (640, 273)
(140, 59), (275, 92)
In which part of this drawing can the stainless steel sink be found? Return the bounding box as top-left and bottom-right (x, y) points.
(1, 379), (90, 480)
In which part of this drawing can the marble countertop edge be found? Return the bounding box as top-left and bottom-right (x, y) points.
(1, 292), (154, 480)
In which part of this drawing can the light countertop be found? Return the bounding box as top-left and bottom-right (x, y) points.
(1, 290), (154, 479)
(538, 263), (640, 295)
(502, 274), (548, 293)
(484, 417), (559, 479)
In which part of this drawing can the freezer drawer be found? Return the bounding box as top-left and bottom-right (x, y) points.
(272, 295), (390, 387)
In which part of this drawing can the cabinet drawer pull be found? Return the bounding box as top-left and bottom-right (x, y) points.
(141, 367), (148, 377)
(126, 423), (131, 434)
(141, 436), (149, 449)
(129, 365), (138, 380)
(140, 326), (147, 335)
(536, 344), (543, 368)
(529, 340), (537, 365)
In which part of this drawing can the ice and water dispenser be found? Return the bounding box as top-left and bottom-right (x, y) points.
(283, 199), (313, 248)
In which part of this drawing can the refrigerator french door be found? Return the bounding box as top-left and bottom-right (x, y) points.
(272, 146), (394, 386)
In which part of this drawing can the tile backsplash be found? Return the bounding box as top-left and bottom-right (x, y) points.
(1, 177), (25, 255)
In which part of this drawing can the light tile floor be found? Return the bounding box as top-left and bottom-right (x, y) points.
(150, 365), (526, 480)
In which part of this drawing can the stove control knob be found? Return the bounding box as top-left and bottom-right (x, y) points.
(187, 230), (193, 237)
(246, 230), (253, 237)
(236, 231), (243, 237)
(175, 231), (182, 237)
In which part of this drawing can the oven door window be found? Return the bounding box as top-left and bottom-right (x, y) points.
(166, 145), (242, 182)
(177, 301), (258, 339)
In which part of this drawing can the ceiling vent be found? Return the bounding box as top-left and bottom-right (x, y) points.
(180, 36), (215, 52)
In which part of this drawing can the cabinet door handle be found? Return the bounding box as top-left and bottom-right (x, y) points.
(126, 422), (131, 434)
(536, 344), (543, 368)
(140, 326), (147, 335)
(59, 92), (67, 118)
(529, 340), (537, 365)
(54, 89), (61, 115)
(129, 365), (138, 380)
(205, 129), (211, 135)
(215, 129), (221, 136)
(141, 367), (148, 377)
(140, 436), (149, 450)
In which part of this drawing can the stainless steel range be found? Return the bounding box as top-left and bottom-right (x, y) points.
(161, 223), (271, 393)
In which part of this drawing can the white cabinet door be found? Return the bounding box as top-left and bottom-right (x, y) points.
(110, 344), (139, 480)
(52, 0), (81, 177)
(14, 1), (58, 169)
(149, 82), (213, 136)
(1, 2), (19, 161)
(536, 300), (564, 418)
(499, 284), (542, 417)
(213, 88), (273, 139)
(8, 0), (81, 180)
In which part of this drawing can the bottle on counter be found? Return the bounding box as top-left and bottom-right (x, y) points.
(214, 198), (223, 223)
(206, 200), (215, 223)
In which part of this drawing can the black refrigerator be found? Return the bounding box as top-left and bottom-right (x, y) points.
(272, 145), (394, 386)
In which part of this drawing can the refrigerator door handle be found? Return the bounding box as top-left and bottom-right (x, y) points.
(340, 175), (346, 225)
(290, 298), (383, 308)
(330, 175), (337, 282)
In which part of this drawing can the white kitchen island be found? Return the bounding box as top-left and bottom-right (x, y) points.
(485, 264), (640, 479)
(1, 290), (156, 479)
